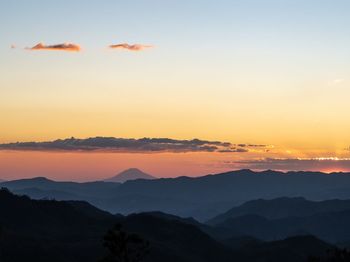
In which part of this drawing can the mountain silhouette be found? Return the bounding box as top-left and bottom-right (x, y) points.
(0, 188), (337, 262)
(1, 176), (120, 199)
(104, 169), (350, 220)
(3, 169), (350, 221)
(0, 188), (116, 262)
(104, 168), (155, 183)
(214, 209), (350, 243)
(0, 189), (233, 262)
(208, 197), (350, 225)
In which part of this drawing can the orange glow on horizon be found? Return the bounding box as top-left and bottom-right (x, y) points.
(0, 147), (350, 181)
(0, 151), (238, 181)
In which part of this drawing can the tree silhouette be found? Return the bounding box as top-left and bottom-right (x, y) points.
(100, 224), (149, 262)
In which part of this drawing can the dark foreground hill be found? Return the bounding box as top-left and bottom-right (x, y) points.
(0, 188), (115, 262)
(0, 189), (339, 262)
(0, 188), (230, 262)
(0, 189), (232, 262)
(3, 169), (350, 221)
(234, 235), (335, 262)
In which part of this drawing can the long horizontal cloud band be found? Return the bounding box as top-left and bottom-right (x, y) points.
(0, 137), (267, 153)
(228, 158), (350, 171)
(27, 43), (81, 52)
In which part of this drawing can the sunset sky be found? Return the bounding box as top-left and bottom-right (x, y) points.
(1, 0), (350, 181)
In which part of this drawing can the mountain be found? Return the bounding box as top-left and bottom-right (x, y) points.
(118, 212), (233, 262)
(215, 209), (350, 243)
(13, 187), (81, 200)
(0, 188), (234, 262)
(104, 168), (155, 183)
(208, 197), (350, 225)
(0, 187), (114, 228)
(0, 176), (121, 201)
(113, 214), (334, 262)
(0, 188), (116, 262)
(0, 188), (337, 262)
(3, 169), (350, 221)
(0, 189), (232, 262)
(233, 235), (334, 262)
(104, 169), (350, 220)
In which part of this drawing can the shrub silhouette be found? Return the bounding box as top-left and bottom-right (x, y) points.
(100, 224), (149, 262)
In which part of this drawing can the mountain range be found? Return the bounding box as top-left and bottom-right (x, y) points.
(207, 197), (350, 224)
(3, 169), (350, 221)
(0, 188), (340, 262)
(206, 197), (350, 243)
(213, 210), (350, 243)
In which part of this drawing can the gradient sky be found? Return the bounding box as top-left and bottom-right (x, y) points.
(1, 0), (350, 180)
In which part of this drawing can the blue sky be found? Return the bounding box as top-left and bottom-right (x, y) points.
(2, 0), (349, 57)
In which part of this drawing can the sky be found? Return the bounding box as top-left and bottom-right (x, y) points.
(1, 0), (350, 181)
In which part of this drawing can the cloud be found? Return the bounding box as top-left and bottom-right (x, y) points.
(0, 137), (267, 153)
(27, 42), (81, 52)
(109, 43), (152, 51)
(218, 148), (248, 153)
(235, 144), (267, 148)
(226, 157), (350, 172)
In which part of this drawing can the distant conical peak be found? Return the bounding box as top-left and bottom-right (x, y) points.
(104, 168), (155, 183)
(122, 168), (143, 172)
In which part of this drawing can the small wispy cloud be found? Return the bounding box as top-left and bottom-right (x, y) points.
(27, 42), (81, 52)
(109, 43), (153, 51)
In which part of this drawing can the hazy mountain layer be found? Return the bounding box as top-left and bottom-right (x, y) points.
(3, 169), (350, 221)
(208, 197), (350, 224)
